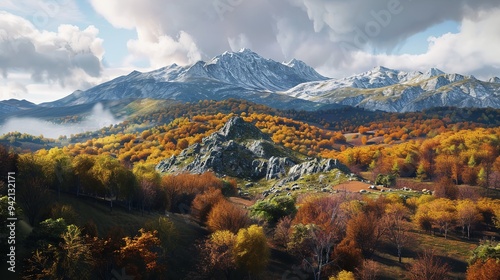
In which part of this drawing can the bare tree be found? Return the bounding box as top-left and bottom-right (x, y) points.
(273, 216), (292, 247)
(489, 171), (500, 190)
(289, 196), (348, 280)
(356, 260), (380, 280)
(407, 250), (450, 280)
(382, 203), (411, 263)
(139, 179), (157, 215)
(456, 199), (482, 239)
(288, 224), (337, 280)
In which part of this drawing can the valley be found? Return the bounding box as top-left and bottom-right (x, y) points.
(1, 50), (500, 280)
(1, 96), (500, 279)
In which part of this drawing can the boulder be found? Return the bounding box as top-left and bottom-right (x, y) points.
(285, 158), (346, 182)
(266, 157), (295, 180)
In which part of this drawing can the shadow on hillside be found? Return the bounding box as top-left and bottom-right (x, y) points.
(382, 241), (468, 274)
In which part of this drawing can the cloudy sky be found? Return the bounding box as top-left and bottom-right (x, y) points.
(1, 0), (500, 104)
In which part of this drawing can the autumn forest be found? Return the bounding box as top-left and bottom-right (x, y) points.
(2, 99), (500, 280)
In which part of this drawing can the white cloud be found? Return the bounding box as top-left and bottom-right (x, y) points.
(288, 0), (499, 46)
(0, 82), (27, 100)
(228, 34), (252, 52)
(0, 11), (105, 100)
(89, 0), (285, 66)
(89, 0), (219, 66)
(89, 0), (500, 80)
(326, 8), (500, 79)
(0, 12), (105, 79)
(127, 31), (202, 68)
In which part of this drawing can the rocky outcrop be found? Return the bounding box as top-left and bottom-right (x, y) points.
(266, 157), (295, 180)
(156, 117), (347, 183)
(156, 117), (299, 179)
(278, 158), (348, 185)
(218, 116), (271, 141)
(185, 140), (258, 178)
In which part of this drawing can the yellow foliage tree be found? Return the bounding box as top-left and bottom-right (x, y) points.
(431, 199), (456, 239)
(329, 270), (356, 280)
(198, 230), (237, 278)
(456, 199), (482, 239)
(233, 225), (270, 276)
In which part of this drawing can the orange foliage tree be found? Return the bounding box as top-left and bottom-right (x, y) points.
(161, 172), (223, 212)
(290, 195), (350, 280)
(197, 230), (237, 279)
(206, 200), (250, 233)
(407, 250), (450, 280)
(467, 258), (500, 280)
(116, 229), (165, 279)
(191, 188), (224, 223)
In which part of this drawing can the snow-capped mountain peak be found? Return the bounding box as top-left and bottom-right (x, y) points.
(489, 77), (500, 83)
(199, 49), (328, 91)
(283, 65), (500, 112)
(283, 58), (328, 81)
(38, 48), (500, 113)
(336, 66), (421, 89)
(424, 67), (445, 78)
(44, 49), (329, 108)
(372, 66), (395, 72)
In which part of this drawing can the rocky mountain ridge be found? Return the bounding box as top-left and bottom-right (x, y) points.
(156, 117), (348, 185)
(43, 49), (328, 110)
(48, 52), (500, 113)
(284, 66), (500, 112)
(0, 99), (37, 115)
(3, 49), (500, 123)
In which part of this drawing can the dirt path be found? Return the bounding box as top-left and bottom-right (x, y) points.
(332, 181), (389, 192)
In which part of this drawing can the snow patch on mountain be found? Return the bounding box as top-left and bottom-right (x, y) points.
(34, 48), (500, 113)
(44, 49), (328, 108)
(283, 66), (500, 112)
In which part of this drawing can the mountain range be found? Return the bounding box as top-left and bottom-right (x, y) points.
(42, 49), (329, 111)
(1, 48), (500, 123)
(286, 66), (500, 112)
(0, 99), (38, 114)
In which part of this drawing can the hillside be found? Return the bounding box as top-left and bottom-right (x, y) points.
(4, 2), (500, 279)
(2, 104), (500, 279)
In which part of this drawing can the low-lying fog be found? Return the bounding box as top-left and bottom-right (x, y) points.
(0, 103), (123, 139)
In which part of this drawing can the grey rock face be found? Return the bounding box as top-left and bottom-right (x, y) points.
(252, 160), (268, 178)
(218, 117), (271, 141)
(266, 157), (295, 180)
(156, 117), (295, 178)
(279, 158), (348, 184)
(156, 117), (346, 183)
